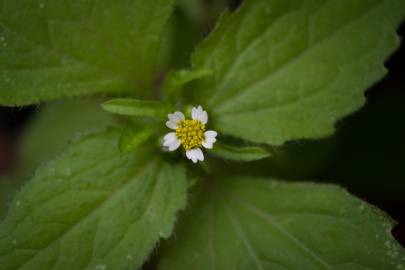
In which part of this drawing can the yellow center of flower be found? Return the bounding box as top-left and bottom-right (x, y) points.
(175, 119), (205, 151)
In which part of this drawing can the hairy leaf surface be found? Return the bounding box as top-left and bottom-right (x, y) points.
(192, 0), (405, 145)
(211, 141), (270, 161)
(102, 98), (173, 120)
(160, 177), (405, 270)
(0, 129), (188, 270)
(0, 0), (175, 106)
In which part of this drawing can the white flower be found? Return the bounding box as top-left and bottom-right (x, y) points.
(163, 105), (217, 163)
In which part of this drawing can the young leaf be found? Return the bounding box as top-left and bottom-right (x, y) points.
(159, 177), (405, 270)
(119, 125), (155, 155)
(0, 129), (188, 270)
(192, 0), (405, 145)
(163, 68), (213, 100)
(102, 98), (173, 120)
(0, 0), (175, 106)
(210, 141), (270, 161)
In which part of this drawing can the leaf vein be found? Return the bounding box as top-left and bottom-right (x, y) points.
(211, 0), (384, 109)
(226, 206), (265, 270)
(238, 201), (331, 269)
(13, 159), (155, 270)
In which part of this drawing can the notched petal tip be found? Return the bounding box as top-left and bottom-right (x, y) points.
(163, 133), (180, 152)
(186, 148), (204, 163)
(166, 121), (178, 129)
(202, 141), (214, 149)
(192, 105), (208, 124)
(168, 111), (185, 122)
(168, 139), (181, 151)
(205, 130), (217, 138)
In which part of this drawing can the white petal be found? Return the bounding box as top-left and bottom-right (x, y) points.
(166, 120), (178, 129)
(196, 148), (204, 161)
(202, 141), (213, 149)
(191, 107), (198, 119)
(163, 132), (177, 146)
(186, 149), (198, 163)
(204, 138), (217, 144)
(186, 148), (204, 163)
(168, 111), (185, 122)
(192, 105), (208, 124)
(162, 132), (180, 152)
(162, 132), (180, 151)
(166, 112), (185, 129)
(202, 130), (217, 149)
(168, 139), (181, 151)
(205, 130), (217, 139)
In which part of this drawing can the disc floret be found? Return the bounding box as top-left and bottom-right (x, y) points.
(175, 119), (205, 151)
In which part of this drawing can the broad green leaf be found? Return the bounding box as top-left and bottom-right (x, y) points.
(18, 99), (114, 176)
(0, 0), (175, 106)
(102, 98), (173, 120)
(192, 0), (405, 145)
(0, 176), (18, 219)
(160, 177), (405, 270)
(0, 99), (114, 220)
(211, 141), (270, 161)
(119, 125), (155, 155)
(0, 129), (188, 270)
(163, 68), (212, 101)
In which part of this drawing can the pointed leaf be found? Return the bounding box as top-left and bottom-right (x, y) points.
(192, 0), (405, 145)
(211, 141), (270, 161)
(0, 0), (175, 106)
(102, 98), (173, 120)
(0, 129), (188, 270)
(160, 177), (405, 270)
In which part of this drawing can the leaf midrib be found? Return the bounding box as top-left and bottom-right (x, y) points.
(236, 200), (331, 269)
(81, 161), (163, 270)
(226, 207), (265, 270)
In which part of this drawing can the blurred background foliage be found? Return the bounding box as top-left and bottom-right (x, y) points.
(0, 0), (404, 250)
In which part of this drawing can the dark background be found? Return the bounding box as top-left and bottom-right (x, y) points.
(1, 0), (405, 251)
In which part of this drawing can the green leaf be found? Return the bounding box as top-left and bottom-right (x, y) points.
(163, 68), (212, 100)
(119, 125), (155, 155)
(0, 129), (188, 270)
(18, 99), (114, 176)
(211, 141), (270, 161)
(192, 0), (405, 145)
(102, 98), (173, 120)
(0, 99), (114, 220)
(0, 176), (19, 220)
(159, 177), (405, 270)
(0, 0), (175, 106)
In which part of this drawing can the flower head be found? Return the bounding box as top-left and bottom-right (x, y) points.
(163, 105), (217, 163)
